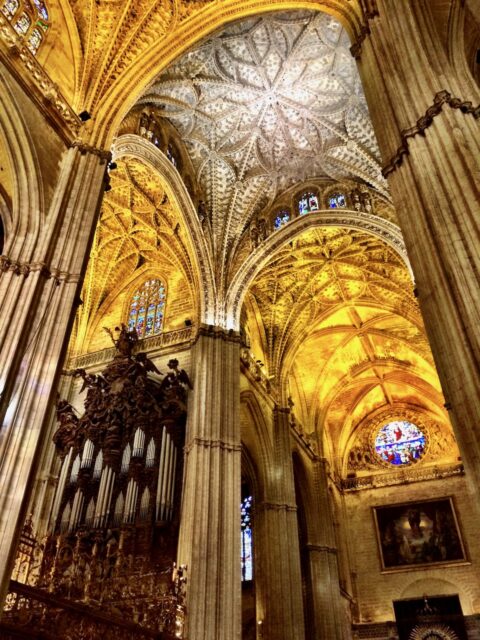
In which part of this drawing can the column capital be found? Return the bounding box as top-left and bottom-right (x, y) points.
(0, 256), (81, 283)
(70, 141), (112, 163)
(193, 324), (241, 344)
(183, 437), (242, 454)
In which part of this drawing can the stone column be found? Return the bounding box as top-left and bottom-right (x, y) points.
(354, 1), (480, 486)
(255, 407), (305, 640)
(0, 145), (107, 603)
(177, 325), (242, 640)
(306, 459), (350, 640)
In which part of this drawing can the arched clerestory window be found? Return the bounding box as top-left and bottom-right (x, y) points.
(1, 0), (50, 55)
(127, 278), (166, 339)
(298, 191), (319, 215)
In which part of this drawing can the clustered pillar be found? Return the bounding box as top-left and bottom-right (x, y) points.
(356, 0), (480, 489)
(0, 145), (107, 603)
(177, 325), (242, 640)
(255, 406), (305, 640)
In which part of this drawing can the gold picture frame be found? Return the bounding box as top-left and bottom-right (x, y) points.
(373, 497), (467, 572)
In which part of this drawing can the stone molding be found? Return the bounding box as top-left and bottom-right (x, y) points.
(259, 501), (297, 513)
(193, 324), (241, 345)
(227, 209), (410, 327)
(305, 543), (338, 556)
(0, 15), (80, 140)
(183, 437), (242, 454)
(0, 256), (80, 283)
(67, 326), (193, 370)
(341, 462), (464, 492)
(70, 141), (112, 163)
(350, 7), (379, 60)
(382, 90), (480, 177)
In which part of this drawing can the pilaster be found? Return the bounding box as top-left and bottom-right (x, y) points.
(0, 145), (108, 603)
(356, 0), (480, 489)
(177, 325), (242, 640)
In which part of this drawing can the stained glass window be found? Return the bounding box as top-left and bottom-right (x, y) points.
(298, 192), (319, 215)
(375, 420), (426, 466)
(1, 0), (19, 18)
(274, 210), (290, 230)
(166, 144), (178, 167)
(128, 279), (166, 339)
(32, 0), (48, 20)
(241, 494), (253, 581)
(14, 12), (31, 34)
(328, 193), (347, 209)
(27, 27), (42, 54)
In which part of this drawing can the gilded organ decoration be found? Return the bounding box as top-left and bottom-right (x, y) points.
(20, 327), (193, 636)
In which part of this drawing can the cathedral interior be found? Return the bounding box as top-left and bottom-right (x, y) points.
(0, 1), (479, 639)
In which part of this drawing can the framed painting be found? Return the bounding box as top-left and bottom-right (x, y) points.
(373, 498), (467, 572)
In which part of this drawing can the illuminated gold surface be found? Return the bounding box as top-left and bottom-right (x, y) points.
(72, 156), (196, 354)
(243, 226), (448, 459)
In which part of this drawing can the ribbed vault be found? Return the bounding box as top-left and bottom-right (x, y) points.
(137, 10), (386, 278)
(242, 226), (448, 462)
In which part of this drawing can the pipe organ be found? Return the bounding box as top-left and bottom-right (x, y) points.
(34, 326), (192, 635)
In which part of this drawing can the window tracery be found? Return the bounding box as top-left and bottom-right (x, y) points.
(375, 420), (426, 466)
(128, 279), (166, 339)
(1, 0), (49, 54)
(298, 192), (319, 215)
(166, 143), (178, 168)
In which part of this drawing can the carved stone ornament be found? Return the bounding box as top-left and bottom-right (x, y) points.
(382, 90), (480, 177)
(346, 406), (457, 474)
(138, 10), (387, 267)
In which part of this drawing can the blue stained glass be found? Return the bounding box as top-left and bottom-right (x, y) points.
(27, 27), (42, 53)
(14, 12), (31, 34)
(241, 495), (253, 581)
(375, 420), (426, 466)
(299, 197), (309, 215)
(299, 192), (319, 215)
(274, 210), (290, 230)
(329, 193), (347, 209)
(32, 0), (48, 20)
(128, 279), (166, 339)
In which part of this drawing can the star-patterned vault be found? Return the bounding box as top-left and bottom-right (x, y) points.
(137, 10), (386, 270)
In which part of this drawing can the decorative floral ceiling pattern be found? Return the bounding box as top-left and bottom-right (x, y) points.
(138, 10), (387, 270)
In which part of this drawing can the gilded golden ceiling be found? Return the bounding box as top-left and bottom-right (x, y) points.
(72, 156), (196, 353)
(243, 226), (446, 455)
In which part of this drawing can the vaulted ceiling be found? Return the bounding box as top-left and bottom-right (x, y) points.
(243, 227), (446, 456)
(138, 11), (387, 272)
(72, 156), (196, 354)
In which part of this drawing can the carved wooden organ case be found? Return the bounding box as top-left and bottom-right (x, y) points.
(43, 340), (191, 628)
